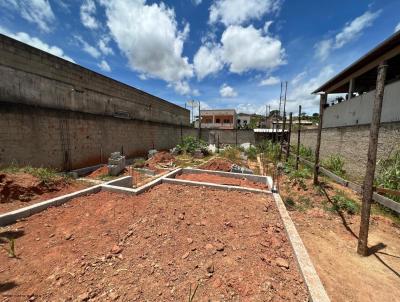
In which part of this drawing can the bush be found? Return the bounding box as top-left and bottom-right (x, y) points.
(220, 146), (241, 163)
(322, 154), (346, 177)
(257, 140), (280, 163)
(176, 136), (208, 155)
(299, 145), (313, 160)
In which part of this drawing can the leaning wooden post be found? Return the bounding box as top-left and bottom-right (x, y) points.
(357, 61), (388, 256)
(286, 112), (293, 161)
(313, 94), (327, 185)
(295, 105), (302, 170)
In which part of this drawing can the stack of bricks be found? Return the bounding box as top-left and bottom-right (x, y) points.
(108, 152), (126, 176)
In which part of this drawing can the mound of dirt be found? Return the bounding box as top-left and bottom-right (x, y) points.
(86, 166), (109, 179)
(145, 151), (175, 170)
(198, 158), (233, 172)
(0, 173), (64, 203)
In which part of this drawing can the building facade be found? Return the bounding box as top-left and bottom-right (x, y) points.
(199, 109), (237, 129)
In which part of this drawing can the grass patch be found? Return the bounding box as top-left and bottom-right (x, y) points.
(0, 165), (61, 184)
(220, 146), (242, 164)
(330, 191), (360, 215)
(322, 154), (346, 177)
(376, 149), (400, 202)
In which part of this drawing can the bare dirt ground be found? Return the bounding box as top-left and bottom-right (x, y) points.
(0, 173), (90, 214)
(0, 184), (307, 301)
(280, 175), (400, 302)
(176, 173), (268, 190)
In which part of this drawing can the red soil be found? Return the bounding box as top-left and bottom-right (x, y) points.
(176, 173), (268, 190)
(85, 166), (109, 179)
(0, 184), (307, 301)
(198, 158), (233, 172)
(0, 173), (89, 214)
(145, 151), (175, 171)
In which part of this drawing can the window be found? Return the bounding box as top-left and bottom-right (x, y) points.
(216, 118), (220, 123)
(223, 119), (230, 123)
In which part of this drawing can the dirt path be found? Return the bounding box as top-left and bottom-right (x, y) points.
(281, 176), (400, 302)
(0, 184), (307, 301)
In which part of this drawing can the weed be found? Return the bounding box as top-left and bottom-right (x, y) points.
(322, 154), (346, 177)
(331, 192), (360, 215)
(297, 196), (313, 211)
(0, 165), (60, 184)
(376, 149), (400, 202)
(176, 136), (208, 155)
(220, 146), (241, 163)
(245, 146), (258, 160)
(132, 158), (146, 168)
(257, 140), (280, 164)
(284, 197), (296, 210)
(0, 238), (16, 258)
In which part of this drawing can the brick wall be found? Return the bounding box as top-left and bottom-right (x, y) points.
(290, 123), (400, 181)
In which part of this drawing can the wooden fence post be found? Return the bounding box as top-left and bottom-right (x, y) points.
(279, 113), (287, 161)
(357, 61), (388, 256)
(286, 112), (293, 161)
(296, 105), (302, 170)
(313, 94), (327, 185)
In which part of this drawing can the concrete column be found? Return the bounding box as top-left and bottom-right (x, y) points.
(348, 78), (355, 99)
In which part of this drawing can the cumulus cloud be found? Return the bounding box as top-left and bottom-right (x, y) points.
(236, 103), (265, 115)
(98, 36), (114, 56)
(100, 0), (194, 95)
(194, 24), (285, 79)
(98, 60), (111, 72)
(0, 26), (74, 62)
(209, 0), (281, 26)
(75, 36), (101, 58)
(220, 83), (238, 98)
(315, 10), (381, 61)
(395, 23), (400, 32)
(192, 0), (202, 5)
(193, 43), (223, 80)
(0, 0), (55, 32)
(80, 0), (100, 29)
(259, 76), (280, 86)
(221, 25), (285, 73)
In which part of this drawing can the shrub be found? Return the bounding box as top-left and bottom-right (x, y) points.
(284, 197), (296, 210)
(322, 154), (346, 177)
(257, 140), (280, 163)
(299, 145), (314, 160)
(220, 146), (241, 163)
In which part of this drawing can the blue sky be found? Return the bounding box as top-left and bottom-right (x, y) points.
(1, 0), (399, 116)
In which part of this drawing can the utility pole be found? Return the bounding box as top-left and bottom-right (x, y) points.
(357, 61), (388, 256)
(286, 112), (293, 161)
(279, 82), (288, 161)
(313, 93), (327, 185)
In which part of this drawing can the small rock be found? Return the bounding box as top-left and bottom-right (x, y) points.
(205, 243), (214, 250)
(178, 213), (185, 220)
(77, 292), (90, 301)
(35, 237), (40, 241)
(49, 233), (55, 238)
(215, 242), (225, 252)
(275, 257), (289, 269)
(182, 252), (190, 259)
(65, 233), (73, 240)
(108, 292), (119, 300)
(111, 245), (123, 254)
(206, 262), (214, 274)
(187, 238), (194, 244)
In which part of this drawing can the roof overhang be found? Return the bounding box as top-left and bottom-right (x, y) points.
(312, 31), (400, 94)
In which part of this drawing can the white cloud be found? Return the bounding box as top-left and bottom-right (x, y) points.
(236, 103), (265, 115)
(315, 10), (381, 61)
(209, 0), (281, 26)
(98, 60), (111, 72)
(0, 0), (55, 32)
(194, 24), (285, 79)
(100, 0), (194, 95)
(75, 36), (101, 58)
(193, 43), (223, 80)
(172, 81), (199, 96)
(0, 26), (74, 62)
(395, 23), (400, 32)
(98, 36), (114, 56)
(80, 0), (100, 29)
(221, 25), (285, 73)
(220, 83), (238, 98)
(192, 0), (202, 5)
(259, 76), (280, 86)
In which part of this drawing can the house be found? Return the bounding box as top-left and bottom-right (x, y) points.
(198, 109), (237, 129)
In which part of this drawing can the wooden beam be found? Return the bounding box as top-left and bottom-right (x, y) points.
(313, 94), (327, 185)
(296, 105), (301, 170)
(357, 61), (388, 257)
(286, 112), (293, 162)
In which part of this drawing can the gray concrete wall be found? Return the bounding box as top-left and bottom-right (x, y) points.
(0, 103), (193, 170)
(290, 122), (400, 181)
(323, 80), (400, 128)
(0, 34), (189, 126)
(198, 129), (256, 145)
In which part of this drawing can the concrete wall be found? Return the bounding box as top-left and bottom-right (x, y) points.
(323, 80), (400, 128)
(0, 103), (195, 170)
(199, 129), (255, 145)
(290, 122), (400, 181)
(0, 34), (189, 126)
